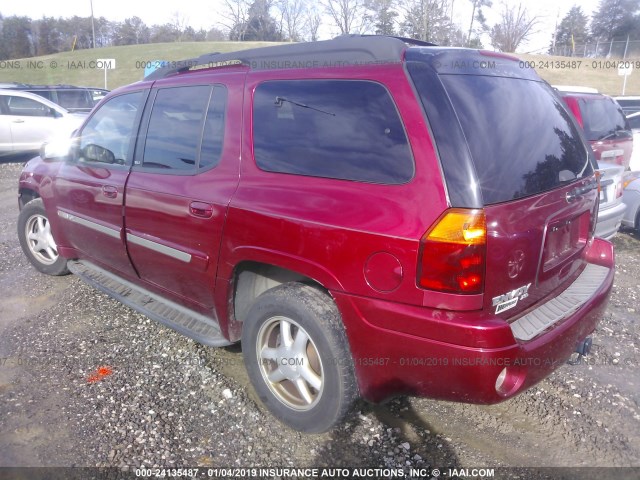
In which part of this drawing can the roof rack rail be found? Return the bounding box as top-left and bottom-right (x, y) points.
(336, 34), (438, 47)
(145, 35), (436, 81)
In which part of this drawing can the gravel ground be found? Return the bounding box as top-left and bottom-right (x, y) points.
(0, 160), (639, 479)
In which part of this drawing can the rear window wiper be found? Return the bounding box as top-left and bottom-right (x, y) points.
(275, 96), (335, 116)
(597, 128), (627, 141)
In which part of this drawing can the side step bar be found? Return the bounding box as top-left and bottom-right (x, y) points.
(67, 260), (232, 347)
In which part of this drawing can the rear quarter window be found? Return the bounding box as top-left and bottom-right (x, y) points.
(252, 80), (414, 184)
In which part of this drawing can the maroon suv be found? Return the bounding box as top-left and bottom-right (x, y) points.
(17, 36), (614, 433)
(556, 87), (633, 169)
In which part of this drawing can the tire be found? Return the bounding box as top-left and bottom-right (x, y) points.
(17, 198), (69, 276)
(242, 283), (358, 433)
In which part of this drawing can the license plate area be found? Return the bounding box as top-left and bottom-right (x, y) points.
(542, 212), (589, 272)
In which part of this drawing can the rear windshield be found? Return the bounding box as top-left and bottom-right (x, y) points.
(578, 96), (630, 142)
(439, 75), (592, 205)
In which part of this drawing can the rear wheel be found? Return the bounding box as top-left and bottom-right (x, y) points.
(17, 198), (69, 276)
(242, 283), (357, 433)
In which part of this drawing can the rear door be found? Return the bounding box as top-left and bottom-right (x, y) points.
(124, 74), (242, 311)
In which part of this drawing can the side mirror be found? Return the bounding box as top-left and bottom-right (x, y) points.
(40, 139), (71, 161)
(83, 143), (116, 164)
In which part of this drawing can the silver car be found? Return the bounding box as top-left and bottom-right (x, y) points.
(596, 161), (627, 239)
(0, 89), (85, 155)
(622, 171), (640, 231)
(626, 111), (640, 171)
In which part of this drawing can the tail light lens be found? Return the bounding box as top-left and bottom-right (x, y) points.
(622, 171), (640, 190)
(417, 209), (486, 295)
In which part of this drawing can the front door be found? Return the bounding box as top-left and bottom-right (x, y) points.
(53, 90), (147, 277)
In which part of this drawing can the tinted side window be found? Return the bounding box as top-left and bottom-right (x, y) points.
(29, 91), (53, 102)
(78, 91), (144, 165)
(57, 90), (93, 110)
(253, 80), (414, 184)
(142, 86), (211, 172)
(199, 86), (228, 171)
(7, 96), (51, 117)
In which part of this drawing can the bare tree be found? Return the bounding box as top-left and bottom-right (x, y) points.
(220, 0), (250, 41)
(490, 2), (538, 52)
(171, 11), (189, 41)
(276, 0), (307, 41)
(304, 6), (322, 41)
(321, 0), (371, 35)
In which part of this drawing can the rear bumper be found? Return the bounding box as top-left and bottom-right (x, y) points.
(596, 201), (626, 239)
(335, 238), (615, 404)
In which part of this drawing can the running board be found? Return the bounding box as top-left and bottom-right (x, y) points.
(67, 260), (232, 347)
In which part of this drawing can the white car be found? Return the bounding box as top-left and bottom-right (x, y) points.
(596, 161), (627, 239)
(626, 111), (640, 171)
(0, 89), (85, 155)
(622, 172), (640, 231)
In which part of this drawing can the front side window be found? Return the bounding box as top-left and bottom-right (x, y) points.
(253, 80), (414, 184)
(78, 91), (144, 165)
(6, 96), (53, 117)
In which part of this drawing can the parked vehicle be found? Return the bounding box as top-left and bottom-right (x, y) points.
(556, 86), (633, 169)
(17, 36), (614, 433)
(614, 96), (640, 116)
(0, 83), (108, 113)
(0, 89), (86, 156)
(595, 161), (626, 239)
(622, 171), (640, 232)
(626, 111), (640, 171)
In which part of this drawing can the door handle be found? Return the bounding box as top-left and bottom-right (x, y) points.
(102, 185), (118, 199)
(12, 119), (25, 123)
(189, 201), (214, 218)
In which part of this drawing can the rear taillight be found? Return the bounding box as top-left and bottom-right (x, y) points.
(417, 209), (486, 295)
(623, 172), (640, 189)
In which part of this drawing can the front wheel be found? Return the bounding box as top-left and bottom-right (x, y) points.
(242, 283), (358, 433)
(17, 198), (69, 276)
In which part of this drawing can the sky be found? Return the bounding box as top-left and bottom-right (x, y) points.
(0, 0), (602, 54)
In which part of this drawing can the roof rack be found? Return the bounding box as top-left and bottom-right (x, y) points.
(145, 35), (436, 81)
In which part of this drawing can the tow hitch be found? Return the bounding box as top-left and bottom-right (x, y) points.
(568, 337), (593, 365)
